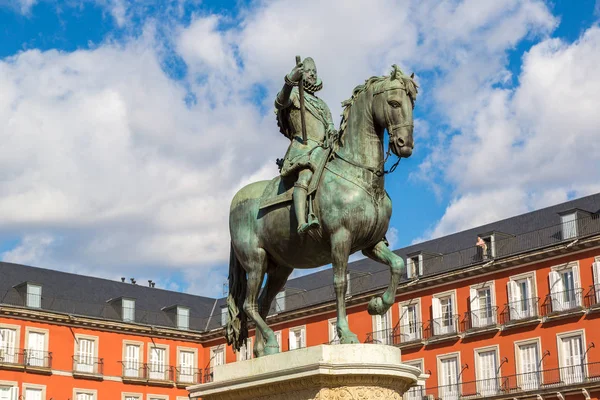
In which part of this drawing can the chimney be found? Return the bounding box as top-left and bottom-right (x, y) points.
(148, 280), (153, 287)
(130, 278), (136, 285)
(121, 277), (125, 283)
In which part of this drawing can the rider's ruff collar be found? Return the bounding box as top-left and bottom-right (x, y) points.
(304, 79), (323, 95)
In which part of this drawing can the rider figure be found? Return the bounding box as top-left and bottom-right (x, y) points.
(275, 57), (337, 234)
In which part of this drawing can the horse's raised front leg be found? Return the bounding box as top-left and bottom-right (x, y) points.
(331, 228), (359, 344)
(362, 240), (404, 315)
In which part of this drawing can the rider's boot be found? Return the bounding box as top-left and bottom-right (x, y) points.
(293, 183), (320, 234)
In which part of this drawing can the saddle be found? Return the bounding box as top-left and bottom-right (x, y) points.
(259, 146), (332, 210)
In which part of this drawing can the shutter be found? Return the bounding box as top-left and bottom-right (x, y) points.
(300, 328), (306, 348)
(407, 257), (414, 279)
(432, 297), (441, 319)
(11, 387), (18, 400)
(289, 330), (297, 350)
(593, 262), (600, 285)
(469, 288), (478, 327)
(418, 255), (423, 276)
(401, 306), (409, 331)
(572, 264), (581, 306)
(549, 271), (562, 311)
(508, 281), (518, 320)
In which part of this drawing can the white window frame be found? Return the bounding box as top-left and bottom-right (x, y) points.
(220, 307), (228, 326)
(147, 344), (169, 381)
(432, 290), (458, 336)
(236, 337), (253, 361)
(549, 262), (581, 311)
(556, 329), (587, 384)
(407, 254), (423, 279)
(328, 318), (338, 343)
(122, 298), (136, 322)
(593, 257), (600, 303)
(25, 327), (49, 368)
(122, 340), (144, 378)
(73, 388), (97, 400)
(436, 352), (461, 400)
(176, 307), (189, 330)
(210, 345), (226, 367)
(275, 291), (286, 312)
(371, 308), (393, 345)
(146, 395), (169, 400)
(122, 393), (143, 400)
(561, 212), (578, 239)
(507, 271), (538, 320)
(403, 359), (425, 400)
(0, 323), (21, 365)
(26, 284), (42, 308)
(513, 337), (542, 390)
(288, 325), (306, 350)
(473, 345), (500, 395)
(22, 383), (46, 400)
(0, 380), (18, 400)
(399, 299), (421, 342)
(469, 281), (496, 328)
(73, 334), (99, 374)
(176, 346), (197, 383)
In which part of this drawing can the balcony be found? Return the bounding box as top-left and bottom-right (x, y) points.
(147, 363), (174, 386)
(176, 367), (202, 387)
(24, 349), (52, 374)
(204, 367), (214, 383)
(72, 355), (103, 380)
(120, 361), (147, 383)
(426, 315), (461, 343)
(405, 385), (425, 400)
(0, 347), (25, 371)
(499, 297), (540, 327)
(365, 328), (398, 346)
(542, 288), (585, 320)
(365, 323), (425, 348)
(463, 307), (499, 336)
(584, 284), (600, 312)
(425, 362), (600, 399)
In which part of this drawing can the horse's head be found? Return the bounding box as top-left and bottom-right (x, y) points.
(372, 65), (418, 158)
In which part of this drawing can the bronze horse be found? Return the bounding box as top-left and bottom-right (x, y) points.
(227, 65), (418, 357)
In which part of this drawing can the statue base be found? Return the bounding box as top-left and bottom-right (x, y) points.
(188, 344), (426, 400)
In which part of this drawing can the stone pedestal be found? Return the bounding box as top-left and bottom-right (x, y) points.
(188, 344), (425, 400)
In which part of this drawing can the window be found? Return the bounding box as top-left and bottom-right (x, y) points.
(469, 283), (495, 328)
(0, 384), (18, 400)
(288, 326), (306, 350)
(237, 338), (252, 361)
(122, 394), (142, 400)
(177, 307), (189, 330)
(274, 331), (282, 352)
(515, 340), (541, 390)
(0, 325), (19, 364)
(26, 330), (47, 367)
(26, 284), (42, 308)
(549, 262), (581, 312)
(407, 254), (423, 279)
(275, 291), (285, 312)
(593, 258), (600, 304)
(148, 346), (168, 380)
(75, 336), (98, 373)
(372, 309), (392, 344)
(220, 307), (227, 326)
(475, 348), (498, 395)
(122, 299), (135, 322)
(74, 390), (96, 400)
(147, 396), (169, 400)
(432, 292), (457, 335)
(123, 342), (142, 378)
(404, 360), (424, 400)
(558, 332), (585, 384)
(400, 301), (421, 342)
(561, 212), (578, 239)
(23, 387), (43, 400)
(178, 349), (195, 383)
(438, 354), (460, 400)
(210, 346), (225, 367)
(507, 273), (537, 320)
(328, 319), (338, 344)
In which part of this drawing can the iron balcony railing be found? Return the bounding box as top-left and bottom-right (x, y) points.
(542, 288), (584, 315)
(365, 327), (398, 346)
(405, 385), (425, 400)
(72, 355), (103, 375)
(426, 361), (600, 399)
(25, 349), (52, 369)
(147, 363), (174, 381)
(0, 347), (25, 366)
(499, 297), (540, 324)
(397, 321), (424, 343)
(584, 284), (600, 308)
(176, 366), (202, 384)
(204, 367), (214, 383)
(120, 361), (147, 380)
(463, 306), (498, 330)
(428, 315), (460, 337)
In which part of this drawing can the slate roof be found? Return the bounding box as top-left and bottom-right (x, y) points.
(1, 192), (599, 333)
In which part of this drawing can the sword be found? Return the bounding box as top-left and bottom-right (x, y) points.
(296, 55), (308, 145)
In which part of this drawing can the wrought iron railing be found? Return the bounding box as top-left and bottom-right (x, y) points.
(426, 362), (600, 399)
(584, 284), (600, 308)
(204, 367), (214, 383)
(120, 361), (147, 380)
(365, 327), (398, 345)
(463, 307), (498, 330)
(147, 363), (173, 381)
(427, 315), (460, 337)
(499, 297), (540, 324)
(397, 321), (424, 343)
(405, 385), (425, 400)
(0, 347), (25, 366)
(176, 366), (202, 384)
(25, 349), (52, 368)
(72, 355), (103, 375)
(542, 288), (584, 315)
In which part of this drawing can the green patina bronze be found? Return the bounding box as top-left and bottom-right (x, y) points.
(226, 58), (418, 357)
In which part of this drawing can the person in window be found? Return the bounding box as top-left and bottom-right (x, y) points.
(476, 236), (488, 260)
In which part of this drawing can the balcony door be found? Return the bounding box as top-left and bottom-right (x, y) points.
(433, 295), (455, 335)
(476, 350), (498, 395)
(0, 386), (17, 400)
(26, 332), (45, 367)
(561, 335), (584, 384)
(149, 347), (166, 380)
(508, 278), (534, 320)
(401, 305), (420, 342)
(373, 310), (392, 344)
(77, 339), (95, 373)
(124, 344), (141, 377)
(517, 343), (540, 390)
(0, 328), (16, 364)
(439, 357), (459, 400)
(179, 350), (194, 383)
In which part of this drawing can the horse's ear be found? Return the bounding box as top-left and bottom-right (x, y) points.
(411, 72), (415, 79)
(391, 64), (400, 80)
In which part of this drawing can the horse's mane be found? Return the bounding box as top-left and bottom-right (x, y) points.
(337, 65), (418, 144)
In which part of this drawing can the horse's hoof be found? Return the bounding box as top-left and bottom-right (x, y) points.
(367, 296), (384, 315)
(340, 334), (360, 344)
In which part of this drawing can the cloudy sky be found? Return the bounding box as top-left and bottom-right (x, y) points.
(1, 0), (599, 298)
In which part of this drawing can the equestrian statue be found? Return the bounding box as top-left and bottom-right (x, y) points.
(226, 56), (418, 357)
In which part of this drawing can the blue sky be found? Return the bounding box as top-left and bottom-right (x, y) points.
(1, 0), (600, 297)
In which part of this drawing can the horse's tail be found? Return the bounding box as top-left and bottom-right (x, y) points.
(225, 243), (248, 351)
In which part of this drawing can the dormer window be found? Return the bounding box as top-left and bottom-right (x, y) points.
(177, 306), (190, 330)
(346, 272), (351, 296)
(275, 291), (286, 312)
(476, 233), (495, 260)
(407, 253), (423, 279)
(560, 212), (577, 240)
(221, 307), (228, 326)
(122, 298), (135, 322)
(26, 283), (42, 308)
